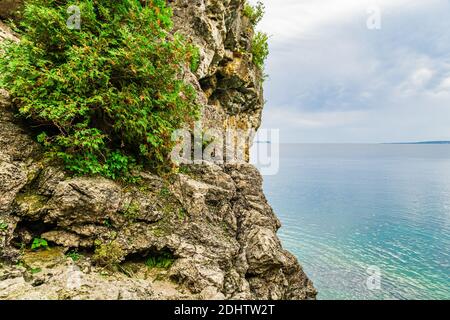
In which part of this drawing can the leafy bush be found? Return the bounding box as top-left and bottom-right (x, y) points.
(243, 1), (265, 26)
(31, 238), (48, 250)
(243, 2), (269, 70)
(0, 0), (200, 178)
(252, 31), (269, 70)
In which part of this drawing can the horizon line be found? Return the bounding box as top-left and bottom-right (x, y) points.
(254, 141), (450, 145)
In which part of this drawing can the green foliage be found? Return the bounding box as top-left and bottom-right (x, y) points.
(103, 218), (112, 228)
(252, 31), (269, 70)
(93, 241), (124, 268)
(178, 165), (192, 175)
(0, 222), (8, 231)
(31, 238), (48, 250)
(244, 1), (265, 26)
(243, 2), (269, 70)
(145, 250), (175, 269)
(159, 186), (171, 197)
(66, 250), (82, 261)
(30, 267), (42, 274)
(189, 45), (201, 73)
(122, 201), (140, 221)
(0, 0), (200, 179)
(178, 208), (187, 221)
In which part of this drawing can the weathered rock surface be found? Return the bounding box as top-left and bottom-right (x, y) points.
(0, 1), (317, 300)
(171, 0), (265, 143)
(0, 248), (195, 300)
(0, 0), (22, 20)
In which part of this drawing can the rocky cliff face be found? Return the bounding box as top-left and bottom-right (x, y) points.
(0, 1), (316, 300)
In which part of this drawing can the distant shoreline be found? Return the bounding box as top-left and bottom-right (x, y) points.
(384, 141), (450, 145)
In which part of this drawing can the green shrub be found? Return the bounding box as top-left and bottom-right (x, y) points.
(190, 45), (201, 73)
(30, 267), (42, 274)
(159, 186), (171, 197)
(66, 250), (82, 261)
(243, 1), (265, 26)
(252, 31), (269, 70)
(0, 0), (200, 178)
(92, 241), (124, 268)
(145, 250), (175, 269)
(31, 238), (48, 250)
(243, 2), (269, 70)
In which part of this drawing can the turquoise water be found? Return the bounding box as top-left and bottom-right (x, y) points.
(257, 144), (450, 300)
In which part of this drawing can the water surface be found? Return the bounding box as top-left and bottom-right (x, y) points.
(254, 144), (450, 300)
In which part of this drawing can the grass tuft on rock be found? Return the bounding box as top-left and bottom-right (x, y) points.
(145, 250), (175, 269)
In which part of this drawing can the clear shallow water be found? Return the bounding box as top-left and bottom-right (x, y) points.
(254, 144), (450, 300)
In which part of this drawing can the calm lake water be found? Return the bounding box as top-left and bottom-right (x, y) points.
(253, 144), (450, 300)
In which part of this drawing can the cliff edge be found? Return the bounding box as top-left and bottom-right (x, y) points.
(0, 1), (316, 300)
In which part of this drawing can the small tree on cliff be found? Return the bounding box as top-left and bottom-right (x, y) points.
(243, 1), (269, 71)
(0, 0), (200, 179)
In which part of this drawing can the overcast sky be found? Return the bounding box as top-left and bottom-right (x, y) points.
(252, 0), (450, 143)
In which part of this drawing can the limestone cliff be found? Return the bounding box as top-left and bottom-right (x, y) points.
(0, 1), (316, 300)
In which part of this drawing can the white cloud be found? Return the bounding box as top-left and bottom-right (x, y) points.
(398, 67), (435, 94)
(252, 0), (450, 142)
(252, 0), (439, 42)
(410, 68), (434, 87)
(436, 77), (450, 93)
